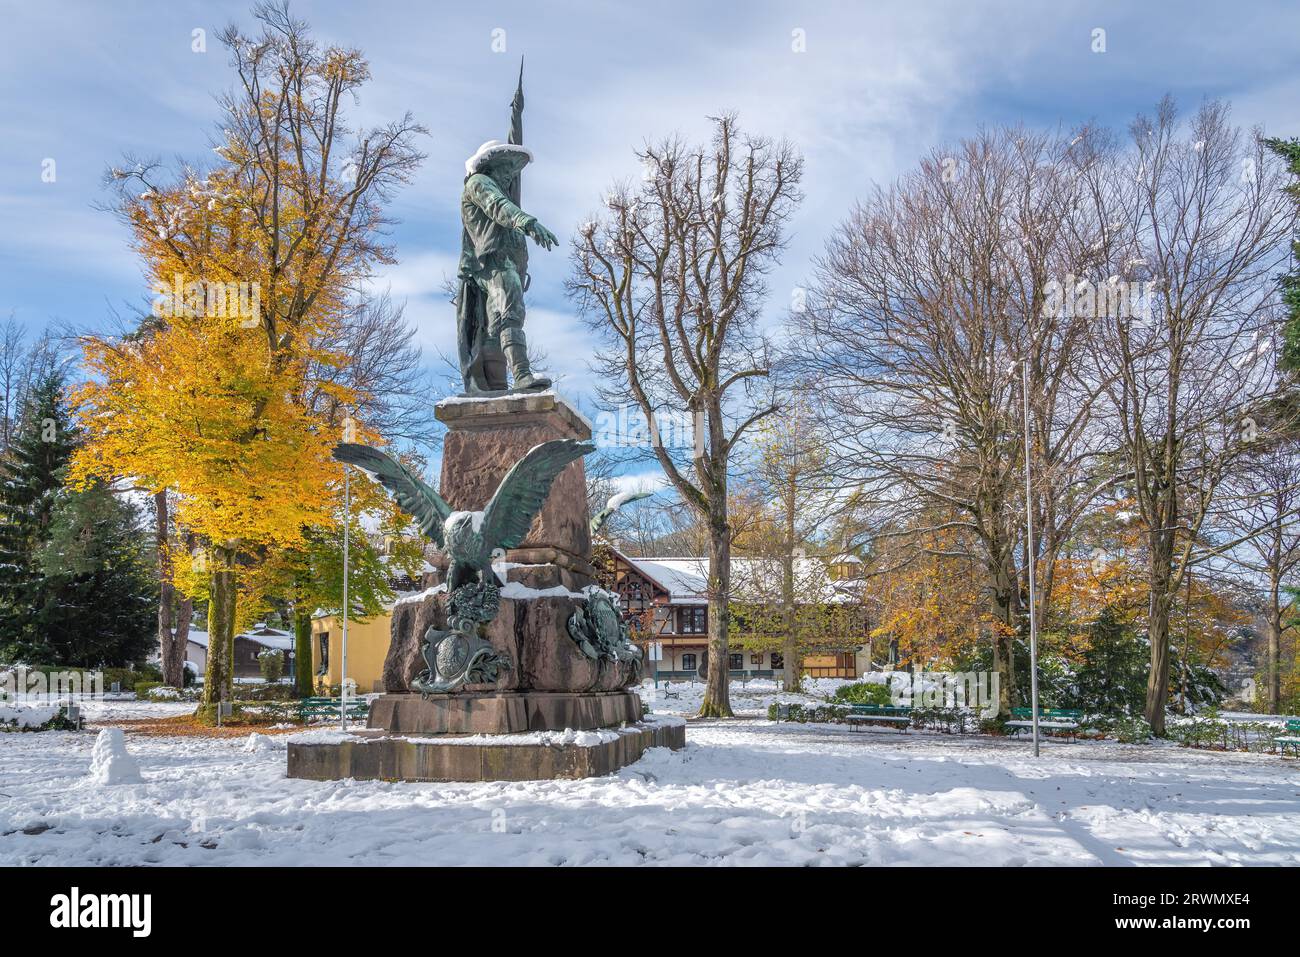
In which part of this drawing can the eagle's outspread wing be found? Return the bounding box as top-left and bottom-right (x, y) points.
(591, 489), (654, 534)
(333, 443), (451, 548)
(478, 438), (594, 563)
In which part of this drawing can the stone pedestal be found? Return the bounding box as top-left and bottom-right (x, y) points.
(435, 391), (594, 580)
(383, 572), (641, 694)
(367, 690), (643, 735)
(286, 716), (686, 783)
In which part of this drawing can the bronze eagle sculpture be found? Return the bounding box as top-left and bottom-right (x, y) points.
(333, 438), (593, 592)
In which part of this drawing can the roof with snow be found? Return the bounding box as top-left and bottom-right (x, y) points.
(185, 625), (292, 651)
(621, 552), (865, 605)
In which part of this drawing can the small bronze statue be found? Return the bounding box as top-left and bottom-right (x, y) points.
(455, 65), (558, 395)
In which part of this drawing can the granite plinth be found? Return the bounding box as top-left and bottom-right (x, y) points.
(286, 717), (685, 782)
(367, 689), (643, 735)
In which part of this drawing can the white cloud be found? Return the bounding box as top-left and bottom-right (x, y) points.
(611, 470), (670, 497)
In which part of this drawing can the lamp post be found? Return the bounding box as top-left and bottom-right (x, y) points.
(1016, 358), (1041, 757)
(340, 416), (355, 732)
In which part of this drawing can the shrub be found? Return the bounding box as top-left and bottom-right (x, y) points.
(257, 648), (285, 684)
(911, 706), (969, 733)
(767, 702), (851, 723)
(1113, 714), (1152, 744)
(0, 704), (79, 732)
(134, 680), (162, 699)
(102, 667), (144, 691)
(979, 716), (1008, 735)
(832, 681), (893, 706)
(1167, 715), (1283, 752)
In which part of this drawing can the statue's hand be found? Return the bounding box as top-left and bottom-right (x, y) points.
(523, 217), (559, 251)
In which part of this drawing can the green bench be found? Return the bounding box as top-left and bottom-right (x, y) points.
(295, 696), (370, 722)
(845, 704), (912, 732)
(1007, 707), (1082, 739)
(1275, 719), (1300, 757)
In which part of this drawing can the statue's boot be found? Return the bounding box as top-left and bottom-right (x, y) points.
(503, 330), (551, 392)
(482, 346), (509, 392)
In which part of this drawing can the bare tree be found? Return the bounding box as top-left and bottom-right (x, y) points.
(735, 402), (840, 691)
(305, 291), (439, 451)
(1210, 442), (1300, 713)
(1091, 98), (1296, 733)
(789, 127), (1113, 714)
(0, 315), (27, 454)
(569, 115), (803, 717)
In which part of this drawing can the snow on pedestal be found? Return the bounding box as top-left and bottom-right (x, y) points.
(87, 728), (142, 785)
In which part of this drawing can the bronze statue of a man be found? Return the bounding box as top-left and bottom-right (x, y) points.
(455, 140), (558, 395)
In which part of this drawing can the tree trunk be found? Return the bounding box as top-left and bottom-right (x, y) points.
(1143, 499), (1179, 734)
(989, 558), (1017, 716)
(781, 633), (801, 693)
(202, 545), (237, 705)
(698, 518), (733, 718)
(1144, 564), (1175, 735)
(1266, 580), (1282, 714)
(294, 606), (314, 698)
(780, 529), (801, 693)
(154, 492), (185, 688)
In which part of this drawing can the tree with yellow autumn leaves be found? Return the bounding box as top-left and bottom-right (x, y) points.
(72, 2), (425, 704)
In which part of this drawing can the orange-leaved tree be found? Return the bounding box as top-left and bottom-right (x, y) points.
(73, 3), (423, 702)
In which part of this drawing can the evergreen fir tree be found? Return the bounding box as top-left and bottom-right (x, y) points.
(1263, 137), (1300, 370)
(0, 371), (77, 661)
(1073, 606), (1149, 715)
(36, 479), (157, 666)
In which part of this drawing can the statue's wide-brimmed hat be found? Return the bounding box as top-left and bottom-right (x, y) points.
(464, 140), (533, 175)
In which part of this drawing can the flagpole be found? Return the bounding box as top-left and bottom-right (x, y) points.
(341, 463), (350, 731)
(341, 416), (354, 732)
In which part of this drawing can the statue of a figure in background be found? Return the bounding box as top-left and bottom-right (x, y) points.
(456, 65), (559, 395)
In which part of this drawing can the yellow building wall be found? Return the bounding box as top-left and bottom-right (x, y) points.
(311, 612), (393, 694)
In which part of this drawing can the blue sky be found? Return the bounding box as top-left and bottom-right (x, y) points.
(2, 0), (1298, 483)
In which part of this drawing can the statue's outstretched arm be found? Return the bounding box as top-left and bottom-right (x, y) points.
(467, 174), (557, 250)
(466, 173), (532, 230)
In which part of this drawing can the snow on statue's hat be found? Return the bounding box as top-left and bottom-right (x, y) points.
(464, 139), (533, 175)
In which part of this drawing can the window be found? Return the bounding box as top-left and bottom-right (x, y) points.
(680, 653), (697, 672)
(679, 606), (707, 634)
(317, 633), (329, 675)
(750, 653), (763, 665)
(729, 653), (744, 670)
(771, 652), (784, 670)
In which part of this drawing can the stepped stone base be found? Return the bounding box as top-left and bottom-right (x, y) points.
(367, 690), (643, 735)
(286, 717), (685, 782)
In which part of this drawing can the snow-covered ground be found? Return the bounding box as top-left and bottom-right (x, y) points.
(3, 689), (1298, 865)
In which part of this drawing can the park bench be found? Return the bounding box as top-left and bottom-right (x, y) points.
(845, 703), (912, 732)
(1006, 707), (1082, 740)
(295, 696), (370, 722)
(1275, 719), (1300, 757)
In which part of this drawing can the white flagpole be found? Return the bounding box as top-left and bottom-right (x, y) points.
(341, 416), (354, 732)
